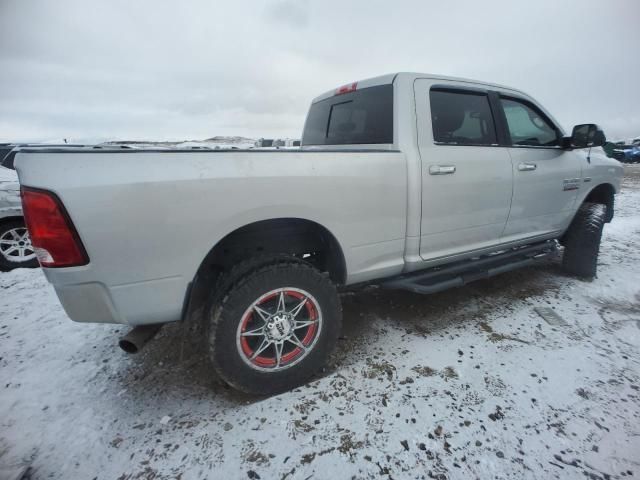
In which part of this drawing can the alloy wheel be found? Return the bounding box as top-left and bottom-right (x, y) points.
(236, 287), (323, 371)
(0, 227), (36, 263)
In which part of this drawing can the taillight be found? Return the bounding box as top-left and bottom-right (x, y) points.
(335, 82), (357, 95)
(20, 187), (89, 268)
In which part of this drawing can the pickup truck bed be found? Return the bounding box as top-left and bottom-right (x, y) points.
(17, 148), (406, 324)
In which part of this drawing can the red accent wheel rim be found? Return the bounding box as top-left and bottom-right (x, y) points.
(236, 288), (322, 371)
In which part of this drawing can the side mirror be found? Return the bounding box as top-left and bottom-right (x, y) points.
(570, 124), (606, 149)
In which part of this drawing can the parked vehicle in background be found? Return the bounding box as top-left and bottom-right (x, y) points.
(14, 72), (623, 394)
(1, 142), (92, 270)
(620, 146), (640, 163)
(0, 165), (37, 270)
(1, 144), (17, 169)
(1, 149), (18, 169)
(610, 146), (640, 163)
(254, 138), (274, 147)
(0, 143), (14, 162)
(603, 140), (640, 163)
(611, 149), (626, 161)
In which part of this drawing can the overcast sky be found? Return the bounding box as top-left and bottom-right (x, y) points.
(1, 0), (638, 143)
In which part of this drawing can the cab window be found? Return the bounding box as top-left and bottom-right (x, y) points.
(302, 85), (393, 145)
(500, 97), (560, 147)
(430, 89), (497, 146)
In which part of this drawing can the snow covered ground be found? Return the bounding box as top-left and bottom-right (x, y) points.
(2, 166), (640, 480)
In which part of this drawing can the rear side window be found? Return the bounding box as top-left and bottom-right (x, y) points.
(1, 150), (16, 170)
(430, 89), (497, 146)
(500, 97), (560, 147)
(302, 85), (393, 145)
(0, 146), (14, 169)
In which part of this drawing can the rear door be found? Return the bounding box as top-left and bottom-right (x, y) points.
(414, 80), (513, 261)
(497, 95), (582, 240)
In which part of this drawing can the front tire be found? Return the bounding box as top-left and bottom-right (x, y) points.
(562, 202), (606, 279)
(208, 258), (341, 395)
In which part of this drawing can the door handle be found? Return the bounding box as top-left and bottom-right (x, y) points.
(518, 163), (537, 172)
(429, 165), (456, 175)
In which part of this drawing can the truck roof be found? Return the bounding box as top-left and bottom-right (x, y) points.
(311, 72), (530, 104)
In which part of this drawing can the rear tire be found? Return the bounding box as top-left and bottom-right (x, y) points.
(207, 257), (341, 395)
(562, 202), (606, 279)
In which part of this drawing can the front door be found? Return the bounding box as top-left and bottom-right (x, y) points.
(415, 80), (513, 261)
(497, 95), (582, 240)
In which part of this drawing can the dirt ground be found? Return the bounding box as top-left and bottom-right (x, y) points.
(1, 165), (639, 480)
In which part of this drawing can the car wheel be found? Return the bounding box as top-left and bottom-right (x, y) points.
(562, 202), (606, 279)
(207, 257), (341, 395)
(0, 219), (39, 271)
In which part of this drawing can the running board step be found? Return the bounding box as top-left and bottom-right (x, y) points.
(381, 241), (558, 295)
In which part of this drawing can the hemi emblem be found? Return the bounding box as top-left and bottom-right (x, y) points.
(563, 178), (581, 191)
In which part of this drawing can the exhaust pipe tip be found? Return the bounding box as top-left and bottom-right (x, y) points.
(118, 338), (140, 354)
(119, 324), (162, 354)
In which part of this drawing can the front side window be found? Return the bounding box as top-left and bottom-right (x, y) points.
(430, 89), (497, 146)
(500, 98), (560, 147)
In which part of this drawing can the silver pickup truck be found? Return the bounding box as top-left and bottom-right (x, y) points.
(15, 72), (623, 394)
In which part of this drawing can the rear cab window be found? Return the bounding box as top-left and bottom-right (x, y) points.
(429, 89), (497, 146)
(302, 85), (393, 146)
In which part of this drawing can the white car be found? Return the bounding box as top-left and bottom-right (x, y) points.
(0, 163), (37, 270)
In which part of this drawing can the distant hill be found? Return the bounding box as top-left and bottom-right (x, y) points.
(100, 136), (257, 147)
(203, 136), (255, 144)
(100, 140), (180, 146)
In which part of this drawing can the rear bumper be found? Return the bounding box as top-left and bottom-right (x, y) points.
(43, 268), (186, 326)
(52, 281), (124, 324)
